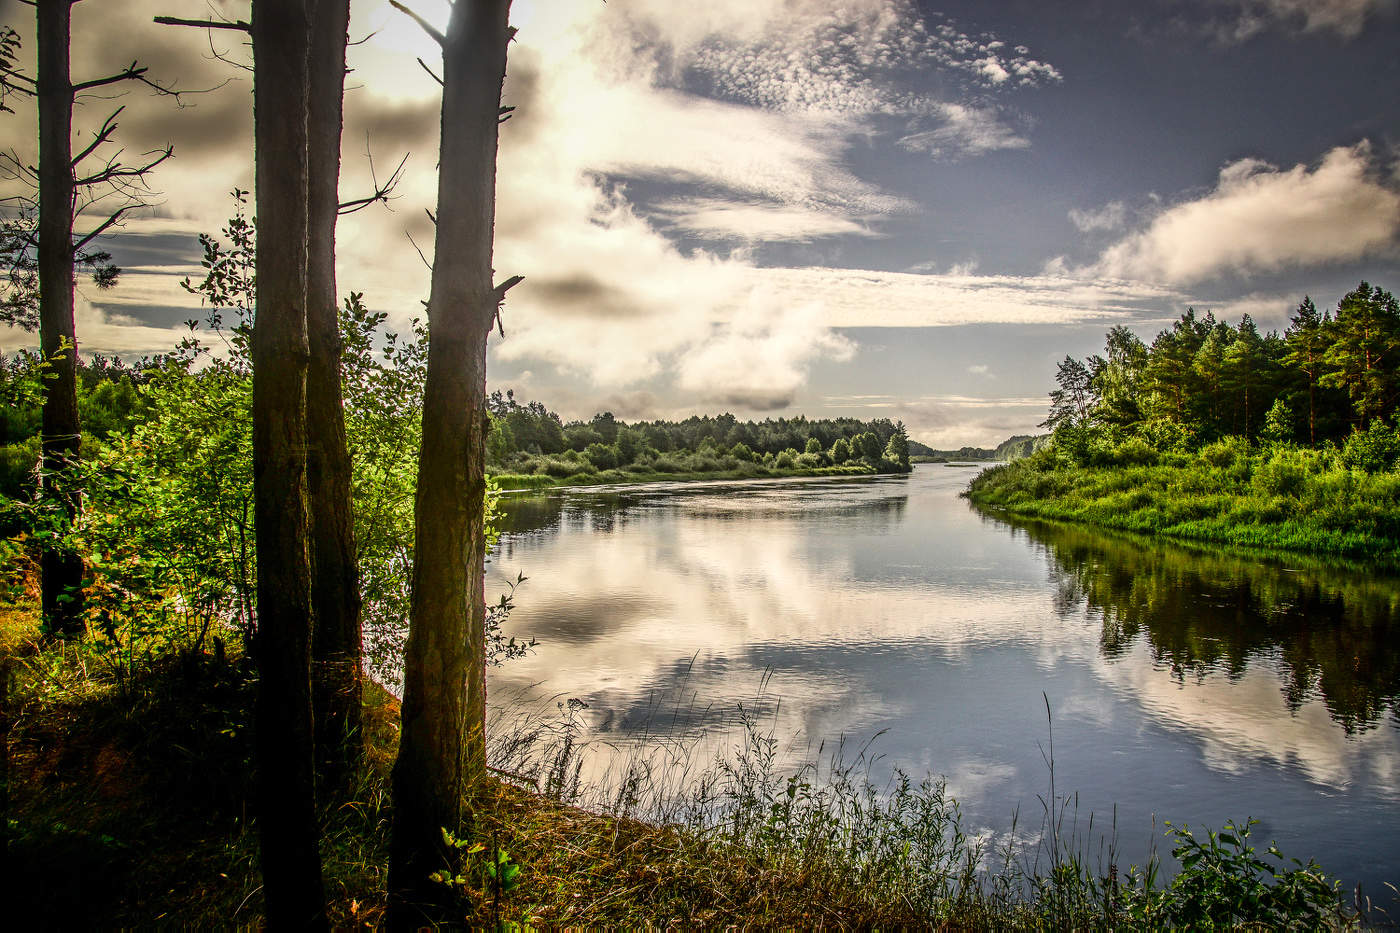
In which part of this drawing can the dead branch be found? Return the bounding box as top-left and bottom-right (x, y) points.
(337, 144), (408, 216)
(390, 1), (446, 47)
(72, 206), (131, 254)
(70, 107), (124, 169)
(153, 16), (251, 32)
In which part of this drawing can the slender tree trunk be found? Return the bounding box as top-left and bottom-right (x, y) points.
(388, 1), (512, 924)
(306, 0), (363, 796)
(250, 0), (326, 925)
(36, 0), (84, 638)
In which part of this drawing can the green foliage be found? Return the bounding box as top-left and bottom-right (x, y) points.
(1123, 819), (1343, 928)
(728, 441), (754, 462)
(829, 436), (850, 464)
(968, 437), (1400, 561)
(584, 442), (618, 471)
(1341, 420), (1400, 473)
(1048, 283), (1397, 449)
(1259, 398), (1294, 446)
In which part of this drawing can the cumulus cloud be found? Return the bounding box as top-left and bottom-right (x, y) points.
(675, 294), (855, 411)
(0, 0), (1069, 413)
(1092, 143), (1400, 285)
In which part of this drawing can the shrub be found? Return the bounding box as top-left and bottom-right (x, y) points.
(1201, 437), (1250, 469)
(1112, 437), (1157, 466)
(584, 442), (618, 471)
(1341, 421), (1400, 473)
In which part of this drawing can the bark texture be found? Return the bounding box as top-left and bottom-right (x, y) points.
(387, 1), (513, 924)
(250, 0), (326, 926)
(306, 0), (363, 796)
(36, 0), (84, 638)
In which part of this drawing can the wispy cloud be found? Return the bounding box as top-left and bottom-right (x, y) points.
(1204, 0), (1398, 41)
(898, 103), (1030, 160)
(1069, 201), (1129, 234)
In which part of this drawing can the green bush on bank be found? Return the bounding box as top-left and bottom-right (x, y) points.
(968, 428), (1400, 561)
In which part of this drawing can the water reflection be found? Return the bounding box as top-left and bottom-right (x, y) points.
(997, 517), (1400, 735)
(485, 469), (1400, 891)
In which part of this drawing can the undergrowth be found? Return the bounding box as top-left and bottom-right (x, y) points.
(2, 596), (1382, 928)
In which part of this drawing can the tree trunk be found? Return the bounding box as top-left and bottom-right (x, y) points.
(36, 0), (84, 639)
(306, 0), (363, 797)
(250, 0), (326, 926)
(388, 1), (512, 925)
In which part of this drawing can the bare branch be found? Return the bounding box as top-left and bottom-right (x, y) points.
(416, 57), (442, 86)
(337, 146), (408, 216)
(73, 145), (173, 188)
(405, 231), (431, 271)
(70, 107), (124, 169)
(153, 15), (251, 32)
(72, 206), (131, 254)
(491, 275), (524, 337)
(389, 1), (445, 47)
(71, 62), (150, 94)
(493, 275), (524, 302)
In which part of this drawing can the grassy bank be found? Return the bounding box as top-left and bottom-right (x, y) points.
(491, 462), (882, 491)
(967, 439), (1400, 564)
(7, 613), (1371, 927)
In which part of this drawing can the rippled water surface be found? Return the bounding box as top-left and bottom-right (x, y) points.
(486, 465), (1400, 891)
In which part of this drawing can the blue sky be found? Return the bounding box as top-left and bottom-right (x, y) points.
(2, 0), (1398, 445)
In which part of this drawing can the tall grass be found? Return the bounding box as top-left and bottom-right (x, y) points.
(477, 681), (1367, 929)
(967, 442), (1400, 563)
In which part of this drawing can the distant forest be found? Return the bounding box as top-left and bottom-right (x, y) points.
(485, 389), (912, 477)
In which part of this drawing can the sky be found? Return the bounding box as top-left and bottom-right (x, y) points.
(2, 0), (1398, 446)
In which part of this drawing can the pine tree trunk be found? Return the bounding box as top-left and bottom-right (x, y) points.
(36, 0), (84, 639)
(305, 0), (363, 797)
(250, 0), (326, 925)
(388, 1), (512, 925)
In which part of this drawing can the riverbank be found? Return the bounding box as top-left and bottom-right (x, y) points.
(966, 441), (1400, 564)
(491, 461), (885, 491)
(3, 586), (1363, 928)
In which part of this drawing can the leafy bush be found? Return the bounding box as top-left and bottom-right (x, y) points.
(1341, 421), (1400, 473)
(1111, 437), (1157, 466)
(584, 443), (618, 471)
(1200, 436), (1250, 469)
(1126, 819), (1343, 929)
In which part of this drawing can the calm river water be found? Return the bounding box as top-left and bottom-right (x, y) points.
(486, 464), (1400, 894)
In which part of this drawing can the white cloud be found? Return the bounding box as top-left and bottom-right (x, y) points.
(1068, 201), (1129, 233)
(897, 103), (1030, 159)
(1092, 143), (1400, 285)
(1212, 0), (1398, 40)
(675, 294), (856, 410)
(652, 198), (883, 243)
(752, 267), (1179, 328)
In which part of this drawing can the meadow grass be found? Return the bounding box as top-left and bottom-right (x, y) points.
(966, 443), (1400, 564)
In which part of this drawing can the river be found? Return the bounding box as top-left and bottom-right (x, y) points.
(485, 463), (1400, 895)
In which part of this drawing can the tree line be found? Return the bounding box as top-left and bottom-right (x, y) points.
(485, 389), (913, 475)
(1045, 282), (1400, 453)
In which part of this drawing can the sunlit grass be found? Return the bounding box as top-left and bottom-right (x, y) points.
(967, 443), (1400, 563)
